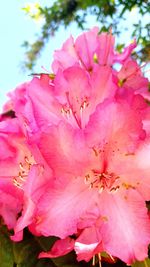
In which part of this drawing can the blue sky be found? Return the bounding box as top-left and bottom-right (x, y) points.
(0, 1), (149, 111)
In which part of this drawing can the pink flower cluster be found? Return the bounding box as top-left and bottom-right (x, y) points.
(0, 27), (150, 265)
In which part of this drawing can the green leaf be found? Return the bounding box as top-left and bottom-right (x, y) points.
(35, 236), (58, 251)
(13, 237), (39, 267)
(12, 232), (57, 267)
(116, 43), (125, 53)
(132, 258), (150, 267)
(36, 258), (56, 267)
(51, 251), (81, 267)
(56, 264), (81, 267)
(0, 225), (14, 267)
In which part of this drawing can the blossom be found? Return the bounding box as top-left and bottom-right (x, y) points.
(2, 27), (150, 265)
(0, 118), (26, 229)
(0, 116), (51, 240)
(52, 27), (136, 73)
(29, 93), (150, 264)
(115, 59), (149, 95)
(9, 30), (148, 138)
(9, 66), (117, 139)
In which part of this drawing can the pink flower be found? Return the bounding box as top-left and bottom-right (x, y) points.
(0, 118), (25, 229)
(52, 27), (136, 73)
(10, 65), (117, 136)
(28, 93), (150, 264)
(12, 163), (52, 241)
(116, 59), (149, 95)
(8, 81), (40, 136)
(3, 27), (150, 265)
(9, 30), (146, 137)
(0, 117), (51, 240)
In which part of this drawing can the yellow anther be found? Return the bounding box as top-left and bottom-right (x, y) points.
(93, 53), (99, 64)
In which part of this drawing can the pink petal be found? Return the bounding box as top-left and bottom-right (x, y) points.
(75, 226), (103, 262)
(0, 190), (22, 229)
(96, 32), (115, 66)
(114, 39), (136, 63)
(117, 59), (148, 93)
(98, 189), (150, 264)
(75, 28), (115, 69)
(33, 177), (97, 238)
(37, 122), (92, 178)
(52, 35), (78, 73)
(12, 164), (51, 240)
(27, 76), (62, 129)
(39, 237), (75, 258)
(90, 65), (116, 106)
(54, 66), (92, 128)
(75, 27), (99, 70)
(85, 94), (146, 154)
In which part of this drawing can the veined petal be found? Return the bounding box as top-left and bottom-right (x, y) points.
(75, 27), (99, 70)
(117, 59), (148, 94)
(0, 190), (22, 229)
(54, 66), (92, 128)
(37, 122), (93, 178)
(33, 177), (97, 238)
(52, 35), (78, 73)
(98, 189), (150, 264)
(12, 164), (51, 240)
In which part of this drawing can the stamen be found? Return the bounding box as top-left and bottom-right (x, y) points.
(18, 175), (26, 182)
(92, 255), (96, 266)
(122, 183), (136, 190)
(110, 185), (120, 192)
(19, 162), (25, 171)
(92, 147), (99, 157)
(93, 53), (99, 64)
(109, 254), (115, 262)
(118, 78), (126, 87)
(65, 92), (82, 128)
(84, 174), (90, 184)
(13, 178), (23, 189)
(98, 253), (102, 267)
(85, 170), (120, 193)
(41, 65), (49, 73)
(98, 186), (104, 193)
(24, 156), (31, 164)
(13, 155), (34, 189)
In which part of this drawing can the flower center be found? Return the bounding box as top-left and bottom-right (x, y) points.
(85, 169), (120, 193)
(61, 92), (89, 128)
(13, 155), (34, 189)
